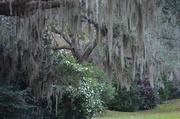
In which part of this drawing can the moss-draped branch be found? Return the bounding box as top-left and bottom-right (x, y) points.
(0, 0), (75, 16)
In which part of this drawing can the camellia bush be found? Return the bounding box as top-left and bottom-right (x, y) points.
(52, 54), (115, 119)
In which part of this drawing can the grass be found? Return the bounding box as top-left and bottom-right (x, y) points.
(93, 99), (180, 119)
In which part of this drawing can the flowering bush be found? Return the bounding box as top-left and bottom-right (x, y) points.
(52, 54), (114, 119)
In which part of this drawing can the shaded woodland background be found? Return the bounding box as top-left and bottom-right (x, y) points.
(0, 0), (180, 119)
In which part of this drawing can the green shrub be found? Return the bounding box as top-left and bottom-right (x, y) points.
(108, 80), (159, 112)
(0, 81), (35, 119)
(109, 84), (142, 112)
(167, 80), (180, 99)
(52, 54), (114, 119)
(158, 74), (180, 102)
(158, 74), (170, 102)
(139, 87), (159, 110)
(158, 87), (170, 102)
(57, 78), (104, 119)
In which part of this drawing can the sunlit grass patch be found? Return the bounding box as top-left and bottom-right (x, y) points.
(94, 99), (180, 119)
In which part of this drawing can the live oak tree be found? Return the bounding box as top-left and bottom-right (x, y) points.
(0, 0), (156, 99)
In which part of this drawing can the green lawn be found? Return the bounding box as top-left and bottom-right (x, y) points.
(93, 99), (180, 119)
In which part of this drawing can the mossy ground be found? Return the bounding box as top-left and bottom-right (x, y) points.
(94, 99), (180, 119)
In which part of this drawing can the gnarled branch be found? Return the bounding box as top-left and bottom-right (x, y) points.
(0, 0), (75, 16)
(51, 29), (72, 45)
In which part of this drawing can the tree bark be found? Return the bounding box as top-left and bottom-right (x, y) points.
(0, 0), (75, 16)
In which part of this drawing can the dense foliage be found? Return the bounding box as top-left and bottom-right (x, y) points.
(0, 81), (35, 119)
(158, 74), (180, 102)
(52, 54), (115, 119)
(108, 80), (159, 112)
(109, 84), (141, 112)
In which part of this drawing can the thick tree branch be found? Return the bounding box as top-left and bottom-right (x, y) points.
(52, 29), (72, 45)
(82, 39), (98, 60)
(52, 46), (72, 51)
(0, 0), (75, 16)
